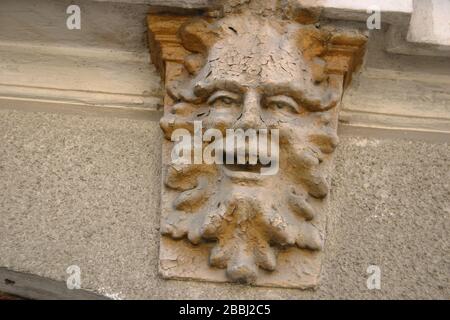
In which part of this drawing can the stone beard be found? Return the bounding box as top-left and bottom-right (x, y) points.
(158, 15), (343, 285)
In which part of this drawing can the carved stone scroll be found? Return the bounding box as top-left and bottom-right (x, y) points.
(148, 13), (367, 288)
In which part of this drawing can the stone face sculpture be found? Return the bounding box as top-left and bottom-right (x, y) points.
(148, 13), (366, 288)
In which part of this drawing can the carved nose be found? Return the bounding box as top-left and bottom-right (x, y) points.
(233, 90), (264, 130)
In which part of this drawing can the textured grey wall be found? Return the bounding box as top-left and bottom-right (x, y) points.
(0, 102), (448, 299)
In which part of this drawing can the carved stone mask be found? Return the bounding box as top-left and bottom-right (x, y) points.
(154, 14), (362, 287)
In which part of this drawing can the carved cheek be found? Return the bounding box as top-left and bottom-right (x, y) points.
(277, 119), (311, 144)
(252, 110), (297, 135)
(259, 113), (281, 129)
(260, 106), (301, 126)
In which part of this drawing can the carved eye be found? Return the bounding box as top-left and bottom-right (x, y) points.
(207, 91), (241, 108)
(265, 95), (301, 114)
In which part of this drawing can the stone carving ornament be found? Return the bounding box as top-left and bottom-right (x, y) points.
(148, 13), (367, 288)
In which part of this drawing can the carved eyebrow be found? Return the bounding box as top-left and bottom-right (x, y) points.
(194, 80), (245, 99)
(262, 84), (337, 111)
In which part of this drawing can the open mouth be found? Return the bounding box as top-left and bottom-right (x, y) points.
(224, 162), (270, 173)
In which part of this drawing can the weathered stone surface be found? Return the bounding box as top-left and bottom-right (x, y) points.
(342, 28), (450, 133)
(0, 101), (163, 300)
(386, 7), (450, 58)
(0, 0), (163, 109)
(0, 102), (448, 298)
(0, 0), (448, 299)
(407, 0), (450, 47)
(149, 11), (367, 287)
